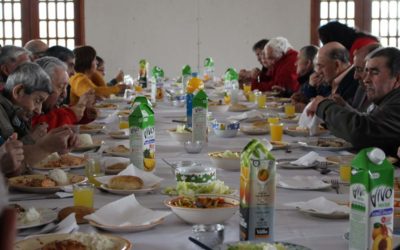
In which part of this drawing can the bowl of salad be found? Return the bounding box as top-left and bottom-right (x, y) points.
(167, 125), (192, 144)
(164, 195), (239, 224)
(208, 150), (240, 171)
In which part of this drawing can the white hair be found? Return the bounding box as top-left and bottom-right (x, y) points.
(265, 37), (292, 59)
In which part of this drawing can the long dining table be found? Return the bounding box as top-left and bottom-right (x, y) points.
(10, 86), (378, 250)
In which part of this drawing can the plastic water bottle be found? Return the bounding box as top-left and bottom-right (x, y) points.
(182, 65), (192, 91)
(186, 72), (204, 128)
(138, 59), (149, 88)
(203, 57), (214, 81)
(225, 68), (239, 104)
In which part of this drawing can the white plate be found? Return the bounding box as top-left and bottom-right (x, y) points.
(228, 104), (251, 112)
(99, 183), (159, 195)
(79, 124), (105, 134)
(88, 218), (164, 233)
(299, 138), (352, 151)
(109, 130), (129, 139)
(32, 154), (87, 170)
(14, 233), (132, 250)
(17, 208), (57, 230)
(284, 126), (329, 137)
(217, 241), (311, 250)
(104, 147), (130, 158)
(277, 159), (318, 169)
(72, 140), (103, 153)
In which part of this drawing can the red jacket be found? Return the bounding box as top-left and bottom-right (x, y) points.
(32, 107), (78, 130)
(252, 49), (299, 94)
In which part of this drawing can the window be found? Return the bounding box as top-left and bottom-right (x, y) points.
(311, 0), (400, 47)
(0, 0), (84, 49)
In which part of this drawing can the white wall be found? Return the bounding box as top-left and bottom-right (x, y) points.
(85, 0), (310, 79)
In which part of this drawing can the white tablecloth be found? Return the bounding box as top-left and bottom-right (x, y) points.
(12, 97), (358, 250)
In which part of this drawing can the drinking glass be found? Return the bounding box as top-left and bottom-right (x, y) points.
(118, 115), (129, 129)
(339, 162), (351, 183)
(257, 92), (266, 109)
(192, 224), (224, 248)
(243, 83), (252, 94)
(73, 182), (94, 208)
(270, 123), (284, 141)
(85, 152), (103, 187)
(284, 103), (296, 117)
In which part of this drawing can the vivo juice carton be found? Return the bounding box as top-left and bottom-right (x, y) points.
(349, 147), (394, 250)
(129, 103), (155, 172)
(131, 96), (152, 109)
(240, 139), (276, 241)
(192, 89), (208, 143)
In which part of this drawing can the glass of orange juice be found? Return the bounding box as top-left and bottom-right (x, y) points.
(284, 103), (296, 117)
(243, 83), (252, 94)
(257, 92), (266, 109)
(134, 84), (143, 93)
(73, 182), (94, 208)
(270, 123), (284, 141)
(118, 115), (129, 129)
(339, 162), (351, 183)
(267, 116), (280, 124)
(249, 91), (257, 103)
(224, 92), (231, 105)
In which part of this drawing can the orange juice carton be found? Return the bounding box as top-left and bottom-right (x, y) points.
(350, 148), (394, 250)
(240, 139), (275, 241)
(129, 103), (155, 172)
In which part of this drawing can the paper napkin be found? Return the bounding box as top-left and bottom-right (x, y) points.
(299, 102), (323, 135)
(290, 151), (326, 167)
(277, 175), (330, 189)
(285, 196), (350, 214)
(84, 194), (171, 227)
(96, 164), (163, 187)
(227, 110), (267, 122)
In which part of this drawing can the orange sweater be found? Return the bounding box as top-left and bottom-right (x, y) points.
(69, 72), (120, 105)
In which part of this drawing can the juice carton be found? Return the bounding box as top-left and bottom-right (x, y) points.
(129, 103), (155, 172)
(240, 139), (276, 241)
(192, 89), (208, 143)
(349, 148), (394, 250)
(131, 96), (152, 109)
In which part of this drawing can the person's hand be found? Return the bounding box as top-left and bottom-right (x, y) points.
(29, 123), (48, 141)
(330, 94), (347, 107)
(0, 133), (24, 176)
(309, 72), (324, 87)
(306, 96), (327, 117)
(114, 69), (124, 83)
(117, 83), (128, 93)
(84, 107), (98, 121)
(77, 89), (96, 107)
(36, 126), (76, 155)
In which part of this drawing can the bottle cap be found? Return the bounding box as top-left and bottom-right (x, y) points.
(204, 57), (214, 67)
(191, 72), (198, 77)
(182, 65), (192, 76)
(367, 148), (386, 165)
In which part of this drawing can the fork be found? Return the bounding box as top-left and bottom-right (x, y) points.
(330, 178), (340, 194)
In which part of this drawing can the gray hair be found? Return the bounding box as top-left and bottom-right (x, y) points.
(36, 56), (67, 81)
(4, 62), (52, 96)
(0, 45), (31, 65)
(328, 47), (350, 63)
(300, 45), (319, 62)
(265, 37), (292, 59)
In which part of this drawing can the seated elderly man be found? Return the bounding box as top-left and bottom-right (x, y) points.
(24, 39), (48, 61)
(0, 62), (78, 173)
(0, 46), (31, 86)
(252, 37), (299, 96)
(307, 47), (400, 157)
(291, 45), (331, 112)
(239, 39), (269, 86)
(314, 42), (358, 105)
(32, 56), (97, 130)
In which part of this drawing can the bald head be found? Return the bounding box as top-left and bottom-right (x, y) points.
(24, 39), (48, 60)
(316, 42), (351, 84)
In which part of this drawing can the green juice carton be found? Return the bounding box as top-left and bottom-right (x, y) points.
(192, 89), (208, 143)
(349, 148), (394, 250)
(129, 103), (155, 172)
(240, 139), (276, 241)
(131, 96), (152, 109)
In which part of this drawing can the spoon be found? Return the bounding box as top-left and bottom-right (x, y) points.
(161, 158), (175, 169)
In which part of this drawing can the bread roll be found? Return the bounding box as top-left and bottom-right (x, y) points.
(108, 175), (143, 190)
(77, 133), (93, 146)
(58, 206), (95, 224)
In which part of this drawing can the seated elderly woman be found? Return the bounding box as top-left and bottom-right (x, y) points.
(0, 62), (78, 175)
(69, 46), (127, 105)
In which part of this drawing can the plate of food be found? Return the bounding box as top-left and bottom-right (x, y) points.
(109, 129), (129, 139)
(8, 171), (86, 193)
(228, 103), (251, 112)
(94, 102), (118, 110)
(299, 138), (352, 151)
(79, 124), (105, 134)
(98, 175), (159, 195)
(163, 180), (235, 196)
(72, 140), (103, 152)
(279, 113), (300, 123)
(240, 121), (269, 135)
(33, 153), (86, 170)
(217, 241), (311, 250)
(104, 145), (130, 157)
(105, 162), (130, 175)
(208, 100), (229, 112)
(14, 232), (132, 250)
(270, 141), (289, 150)
(12, 204), (57, 230)
(266, 102), (284, 112)
(284, 126), (329, 137)
(117, 109), (131, 117)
